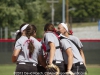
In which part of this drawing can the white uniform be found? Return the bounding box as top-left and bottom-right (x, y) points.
(59, 23), (86, 74)
(14, 36), (42, 64)
(60, 35), (83, 64)
(43, 31), (64, 62)
(68, 35), (83, 49)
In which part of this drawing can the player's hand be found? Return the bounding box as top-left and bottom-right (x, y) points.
(45, 64), (60, 75)
(66, 71), (74, 75)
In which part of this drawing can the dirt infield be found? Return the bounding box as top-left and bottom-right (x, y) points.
(87, 64), (100, 67)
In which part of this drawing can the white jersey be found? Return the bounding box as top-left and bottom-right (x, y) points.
(43, 31), (64, 61)
(14, 36), (42, 64)
(68, 35), (83, 48)
(60, 36), (83, 64)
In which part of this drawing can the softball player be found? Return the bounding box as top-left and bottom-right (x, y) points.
(12, 24), (46, 75)
(57, 23), (86, 75)
(68, 34), (86, 67)
(42, 23), (65, 72)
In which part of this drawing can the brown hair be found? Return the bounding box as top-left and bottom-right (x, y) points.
(44, 23), (55, 32)
(31, 24), (37, 33)
(25, 25), (36, 58)
(14, 23), (28, 45)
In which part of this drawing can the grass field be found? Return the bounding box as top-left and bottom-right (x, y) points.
(0, 64), (100, 75)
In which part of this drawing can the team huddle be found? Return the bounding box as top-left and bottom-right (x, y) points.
(12, 23), (86, 75)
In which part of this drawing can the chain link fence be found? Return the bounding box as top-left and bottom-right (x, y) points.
(0, 39), (100, 64)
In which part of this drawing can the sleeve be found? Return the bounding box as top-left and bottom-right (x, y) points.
(74, 37), (83, 48)
(61, 39), (71, 51)
(14, 39), (21, 50)
(45, 33), (54, 44)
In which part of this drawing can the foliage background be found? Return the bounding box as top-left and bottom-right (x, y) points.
(0, 0), (100, 38)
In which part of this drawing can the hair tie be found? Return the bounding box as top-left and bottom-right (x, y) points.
(23, 39), (33, 46)
(53, 28), (57, 32)
(69, 30), (73, 35)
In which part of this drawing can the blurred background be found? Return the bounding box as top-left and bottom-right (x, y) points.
(0, 0), (100, 75)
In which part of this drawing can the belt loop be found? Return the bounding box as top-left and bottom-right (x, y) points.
(80, 62), (83, 65)
(33, 64), (36, 66)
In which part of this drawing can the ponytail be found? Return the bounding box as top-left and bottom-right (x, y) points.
(28, 40), (34, 58)
(25, 25), (35, 58)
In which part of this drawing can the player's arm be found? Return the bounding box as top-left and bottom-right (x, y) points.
(66, 47), (73, 72)
(74, 37), (86, 66)
(12, 49), (20, 63)
(48, 42), (56, 65)
(80, 49), (86, 67)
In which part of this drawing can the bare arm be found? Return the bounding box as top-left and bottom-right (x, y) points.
(48, 42), (56, 65)
(12, 49), (20, 63)
(66, 48), (73, 72)
(80, 49), (86, 67)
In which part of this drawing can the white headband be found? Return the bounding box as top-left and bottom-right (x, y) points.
(21, 24), (29, 32)
(60, 23), (68, 32)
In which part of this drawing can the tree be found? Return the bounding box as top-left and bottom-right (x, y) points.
(0, 0), (24, 29)
(69, 0), (100, 22)
(0, 0), (50, 38)
(1, 0), (100, 38)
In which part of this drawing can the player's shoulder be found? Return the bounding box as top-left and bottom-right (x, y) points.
(30, 37), (42, 45)
(44, 32), (56, 38)
(45, 32), (54, 35)
(20, 36), (27, 39)
(69, 35), (79, 40)
(60, 37), (69, 43)
(30, 37), (39, 42)
(17, 36), (27, 41)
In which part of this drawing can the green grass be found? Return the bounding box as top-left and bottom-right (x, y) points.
(87, 65), (100, 75)
(0, 64), (16, 75)
(0, 64), (100, 75)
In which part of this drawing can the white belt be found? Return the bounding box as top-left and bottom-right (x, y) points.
(18, 62), (36, 66)
(18, 62), (26, 64)
(80, 62), (83, 65)
(55, 61), (62, 63)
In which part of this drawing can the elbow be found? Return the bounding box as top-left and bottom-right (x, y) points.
(68, 53), (73, 59)
(12, 56), (17, 63)
(69, 54), (73, 59)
